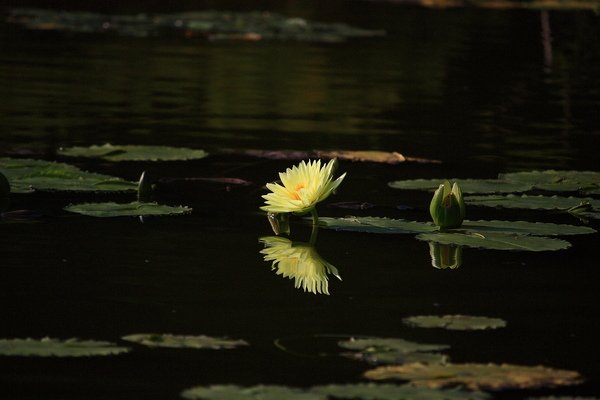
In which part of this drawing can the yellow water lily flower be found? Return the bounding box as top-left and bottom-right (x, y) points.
(261, 159), (346, 215)
(259, 236), (341, 295)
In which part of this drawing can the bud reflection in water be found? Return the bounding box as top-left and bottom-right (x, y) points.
(259, 236), (341, 295)
(428, 242), (462, 269)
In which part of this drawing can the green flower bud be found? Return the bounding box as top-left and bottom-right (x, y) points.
(428, 242), (462, 269)
(429, 180), (465, 229)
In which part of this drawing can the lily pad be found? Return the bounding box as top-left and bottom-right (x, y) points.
(181, 385), (325, 400)
(417, 232), (571, 251)
(388, 179), (532, 194)
(311, 383), (490, 400)
(0, 157), (136, 193)
(122, 334), (248, 349)
(318, 217), (595, 237)
(224, 149), (439, 164)
(364, 363), (583, 391)
(461, 220), (596, 236)
(318, 217), (437, 234)
(64, 202), (192, 217)
(403, 315), (507, 331)
(465, 194), (600, 211)
(0, 338), (129, 357)
(500, 170), (600, 193)
(344, 349), (448, 366)
(339, 337), (449, 354)
(58, 143), (209, 162)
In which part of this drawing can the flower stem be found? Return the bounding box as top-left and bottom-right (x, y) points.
(309, 208), (319, 245)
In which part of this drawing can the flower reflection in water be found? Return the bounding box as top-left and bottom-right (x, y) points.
(259, 236), (341, 295)
(428, 241), (462, 269)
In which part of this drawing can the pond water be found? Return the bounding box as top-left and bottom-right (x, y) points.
(1, 2), (599, 399)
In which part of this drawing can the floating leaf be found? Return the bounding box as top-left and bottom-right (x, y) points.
(223, 149), (439, 164)
(417, 232), (571, 251)
(461, 220), (596, 236)
(0, 338), (129, 357)
(339, 337), (449, 354)
(344, 349), (448, 366)
(64, 202), (192, 217)
(181, 385), (325, 400)
(339, 337), (449, 371)
(8, 9), (385, 43)
(311, 383), (490, 400)
(122, 334), (248, 349)
(465, 194), (600, 211)
(319, 217), (595, 237)
(0, 157), (136, 193)
(318, 217), (437, 234)
(58, 143), (209, 162)
(389, 179), (532, 194)
(403, 315), (507, 331)
(364, 363), (583, 391)
(500, 170), (600, 193)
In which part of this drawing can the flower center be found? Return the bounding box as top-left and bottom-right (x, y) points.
(290, 183), (306, 200)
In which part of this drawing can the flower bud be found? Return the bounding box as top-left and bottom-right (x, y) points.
(429, 180), (465, 229)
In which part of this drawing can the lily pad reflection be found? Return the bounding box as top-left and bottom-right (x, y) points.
(259, 236), (341, 295)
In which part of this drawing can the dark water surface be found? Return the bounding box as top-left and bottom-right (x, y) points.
(1, 2), (599, 399)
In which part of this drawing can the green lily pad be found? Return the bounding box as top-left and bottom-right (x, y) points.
(526, 397), (600, 400)
(388, 178), (532, 194)
(0, 337), (129, 357)
(461, 220), (596, 236)
(319, 217), (595, 237)
(0, 157), (136, 193)
(403, 315), (507, 331)
(500, 170), (600, 193)
(181, 385), (326, 400)
(364, 363), (583, 391)
(122, 334), (248, 349)
(318, 217), (437, 234)
(64, 202), (192, 217)
(339, 337), (449, 354)
(58, 143), (208, 161)
(417, 232), (571, 251)
(344, 349), (448, 366)
(465, 194), (600, 211)
(311, 383), (490, 400)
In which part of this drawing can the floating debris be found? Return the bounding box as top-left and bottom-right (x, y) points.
(8, 9), (385, 42)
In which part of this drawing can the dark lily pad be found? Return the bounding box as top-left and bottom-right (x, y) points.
(0, 338), (129, 357)
(465, 194), (600, 211)
(0, 157), (136, 193)
(500, 170), (600, 193)
(8, 9), (385, 43)
(417, 232), (571, 251)
(388, 178), (532, 194)
(344, 349), (448, 366)
(58, 143), (209, 162)
(224, 149), (439, 164)
(339, 337), (449, 354)
(181, 385), (326, 400)
(311, 383), (490, 400)
(403, 315), (507, 331)
(318, 217), (437, 234)
(64, 202), (192, 217)
(364, 363), (583, 391)
(461, 220), (596, 236)
(122, 334), (248, 349)
(318, 217), (595, 237)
